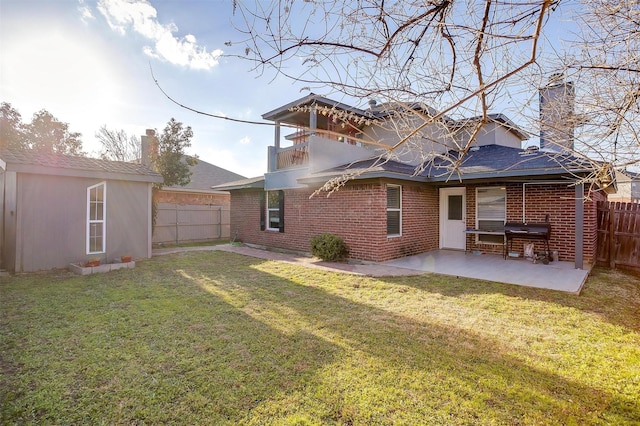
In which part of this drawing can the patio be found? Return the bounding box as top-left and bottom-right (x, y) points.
(156, 245), (591, 294)
(383, 250), (591, 294)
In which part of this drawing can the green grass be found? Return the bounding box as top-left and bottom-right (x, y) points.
(1, 252), (639, 425)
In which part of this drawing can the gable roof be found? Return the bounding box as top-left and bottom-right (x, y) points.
(163, 156), (246, 193)
(0, 148), (163, 183)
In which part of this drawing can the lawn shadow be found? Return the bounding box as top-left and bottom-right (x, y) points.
(1, 256), (342, 425)
(174, 251), (639, 425)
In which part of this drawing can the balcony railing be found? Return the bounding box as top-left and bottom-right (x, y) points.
(277, 142), (309, 169)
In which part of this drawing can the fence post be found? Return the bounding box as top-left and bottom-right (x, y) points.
(175, 204), (179, 246)
(609, 202), (615, 269)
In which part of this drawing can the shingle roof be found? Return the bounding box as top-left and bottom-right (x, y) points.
(212, 176), (265, 191)
(0, 148), (163, 183)
(298, 145), (598, 184)
(165, 156), (246, 192)
(427, 144), (594, 180)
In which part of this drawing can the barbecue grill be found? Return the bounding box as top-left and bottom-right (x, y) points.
(504, 221), (551, 259)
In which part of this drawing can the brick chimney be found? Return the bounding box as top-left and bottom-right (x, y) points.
(539, 74), (575, 152)
(140, 129), (158, 167)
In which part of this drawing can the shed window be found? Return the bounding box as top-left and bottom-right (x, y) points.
(476, 187), (505, 244)
(87, 182), (106, 254)
(387, 185), (402, 236)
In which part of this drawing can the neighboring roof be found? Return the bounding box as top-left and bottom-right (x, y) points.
(163, 156), (246, 193)
(297, 145), (600, 185)
(0, 148), (163, 183)
(212, 176), (265, 191)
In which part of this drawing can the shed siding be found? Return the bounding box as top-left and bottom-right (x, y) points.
(13, 173), (152, 272)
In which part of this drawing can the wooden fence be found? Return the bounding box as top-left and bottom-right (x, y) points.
(596, 201), (640, 272)
(153, 203), (230, 245)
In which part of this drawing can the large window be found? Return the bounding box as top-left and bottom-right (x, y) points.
(87, 182), (106, 254)
(387, 185), (402, 236)
(476, 187), (505, 244)
(263, 190), (284, 232)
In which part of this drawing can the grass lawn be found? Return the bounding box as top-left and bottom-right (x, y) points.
(1, 251), (639, 425)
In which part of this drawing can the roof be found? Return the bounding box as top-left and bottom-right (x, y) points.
(212, 176), (265, 191)
(453, 113), (529, 140)
(297, 145), (600, 185)
(0, 148), (163, 183)
(262, 93), (372, 122)
(163, 156), (246, 193)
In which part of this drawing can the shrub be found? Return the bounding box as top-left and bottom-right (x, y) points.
(310, 233), (349, 261)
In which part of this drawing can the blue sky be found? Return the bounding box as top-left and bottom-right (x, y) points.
(1, 1), (591, 178)
(0, 0), (312, 178)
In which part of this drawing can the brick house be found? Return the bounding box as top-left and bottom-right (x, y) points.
(216, 81), (614, 269)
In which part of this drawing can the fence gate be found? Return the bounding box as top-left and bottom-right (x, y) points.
(153, 203), (230, 245)
(596, 201), (640, 272)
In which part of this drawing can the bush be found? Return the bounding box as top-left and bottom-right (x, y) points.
(310, 233), (349, 261)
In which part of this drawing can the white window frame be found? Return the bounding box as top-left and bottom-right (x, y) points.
(87, 182), (106, 254)
(475, 186), (506, 244)
(387, 184), (402, 237)
(266, 190), (280, 231)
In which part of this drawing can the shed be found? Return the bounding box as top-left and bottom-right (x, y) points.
(0, 149), (163, 273)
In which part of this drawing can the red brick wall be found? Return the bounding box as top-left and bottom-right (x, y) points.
(230, 181), (439, 262)
(465, 182), (599, 264)
(155, 190), (230, 206)
(231, 180), (599, 264)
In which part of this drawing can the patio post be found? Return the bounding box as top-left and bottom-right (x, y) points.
(575, 183), (584, 269)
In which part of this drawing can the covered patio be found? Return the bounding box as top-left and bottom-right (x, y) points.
(383, 250), (591, 294)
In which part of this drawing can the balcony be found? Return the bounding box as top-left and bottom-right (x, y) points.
(265, 132), (376, 190)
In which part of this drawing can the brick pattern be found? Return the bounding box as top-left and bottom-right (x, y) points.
(155, 190), (230, 206)
(231, 181), (599, 264)
(230, 181), (439, 262)
(465, 183), (599, 263)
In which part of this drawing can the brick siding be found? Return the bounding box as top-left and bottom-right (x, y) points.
(231, 180), (599, 264)
(230, 180), (439, 262)
(465, 182), (599, 264)
(155, 190), (230, 206)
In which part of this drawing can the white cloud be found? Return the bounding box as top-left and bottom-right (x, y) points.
(239, 136), (251, 145)
(78, 0), (95, 23)
(96, 0), (222, 70)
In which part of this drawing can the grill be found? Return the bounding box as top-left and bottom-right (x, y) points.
(504, 221), (551, 259)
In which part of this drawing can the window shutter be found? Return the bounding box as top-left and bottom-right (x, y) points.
(259, 191), (266, 231)
(278, 190), (285, 233)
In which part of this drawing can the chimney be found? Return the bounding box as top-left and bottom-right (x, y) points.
(539, 74), (575, 152)
(140, 129), (157, 167)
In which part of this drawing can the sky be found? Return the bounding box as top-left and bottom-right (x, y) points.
(0, 0), (310, 178)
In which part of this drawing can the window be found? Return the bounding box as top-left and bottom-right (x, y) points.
(87, 182), (106, 254)
(387, 185), (402, 236)
(476, 187), (505, 244)
(262, 190), (284, 232)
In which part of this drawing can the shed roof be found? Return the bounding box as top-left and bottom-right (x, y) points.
(0, 149), (163, 183)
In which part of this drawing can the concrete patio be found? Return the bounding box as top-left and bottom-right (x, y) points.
(383, 250), (591, 294)
(154, 245), (591, 294)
